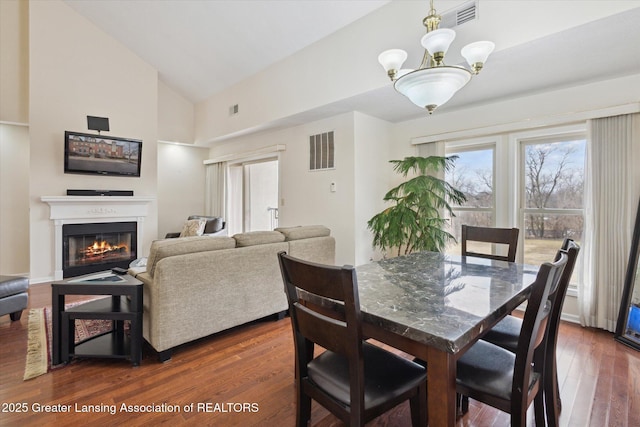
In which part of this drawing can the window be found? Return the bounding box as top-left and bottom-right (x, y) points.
(520, 136), (586, 274)
(439, 125), (586, 288)
(445, 145), (495, 254)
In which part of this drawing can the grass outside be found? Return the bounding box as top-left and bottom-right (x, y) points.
(446, 238), (570, 266)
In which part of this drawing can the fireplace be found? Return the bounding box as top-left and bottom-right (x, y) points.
(62, 222), (137, 278)
(42, 195), (154, 281)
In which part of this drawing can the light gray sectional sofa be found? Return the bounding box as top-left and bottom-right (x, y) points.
(131, 225), (335, 361)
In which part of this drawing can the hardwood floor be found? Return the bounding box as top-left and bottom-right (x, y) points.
(1, 282), (638, 426)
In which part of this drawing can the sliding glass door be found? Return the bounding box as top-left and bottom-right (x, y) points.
(227, 158), (279, 234)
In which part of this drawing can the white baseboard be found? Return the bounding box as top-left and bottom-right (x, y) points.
(560, 312), (581, 324)
(29, 275), (54, 285)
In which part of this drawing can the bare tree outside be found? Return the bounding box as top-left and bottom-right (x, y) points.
(445, 149), (494, 249)
(444, 139), (586, 267)
(524, 141), (585, 240)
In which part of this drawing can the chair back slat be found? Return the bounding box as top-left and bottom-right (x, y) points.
(280, 252), (353, 301)
(534, 239), (580, 359)
(512, 252), (568, 410)
(461, 225), (519, 262)
(549, 239), (580, 319)
(278, 251), (362, 358)
(293, 302), (349, 355)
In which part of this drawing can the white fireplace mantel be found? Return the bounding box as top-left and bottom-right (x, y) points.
(41, 196), (155, 280)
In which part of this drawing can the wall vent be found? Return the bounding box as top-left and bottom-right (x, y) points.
(440, 0), (477, 28)
(229, 104), (239, 116)
(309, 131), (334, 171)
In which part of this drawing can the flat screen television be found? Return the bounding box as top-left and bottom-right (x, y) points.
(64, 131), (142, 177)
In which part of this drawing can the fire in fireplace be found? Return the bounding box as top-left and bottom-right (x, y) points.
(62, 222), (137, 277)
(77, 239), (129, 264)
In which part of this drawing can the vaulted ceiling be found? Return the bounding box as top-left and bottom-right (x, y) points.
(65, 1), (640, 125)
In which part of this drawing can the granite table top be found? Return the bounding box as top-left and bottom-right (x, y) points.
(356, 251), (539, 354)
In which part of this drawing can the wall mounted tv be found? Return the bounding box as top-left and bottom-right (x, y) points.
(64, 131), (142, 177)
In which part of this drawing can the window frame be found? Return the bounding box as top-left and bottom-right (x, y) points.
(441, 124), (586, 292)
(511, 124), (586, 291)
(444, 135), (515, 227)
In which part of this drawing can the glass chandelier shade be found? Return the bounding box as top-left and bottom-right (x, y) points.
(393, 66), (471, 114)
(461, 41), (495, 73)
(420, 28), (456, 63)
(377, 49), (408, 80)
(378, 0), (494, 114)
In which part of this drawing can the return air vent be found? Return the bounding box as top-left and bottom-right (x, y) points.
(440, 0), (477, 28)
(309, 131), (334, 171)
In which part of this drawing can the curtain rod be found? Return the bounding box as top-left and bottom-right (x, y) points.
(204, 144), (286, 164)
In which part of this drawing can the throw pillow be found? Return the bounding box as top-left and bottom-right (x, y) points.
(179, 219), (206, 237)
(206, 217), (224, 233)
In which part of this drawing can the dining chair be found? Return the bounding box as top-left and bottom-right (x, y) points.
(461, 225), (520, 262)
(478, 239), (580, 426)
(455, 251), (568, 427)
(278, 252), (428, 427)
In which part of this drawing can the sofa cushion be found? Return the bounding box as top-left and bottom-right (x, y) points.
(179, 218), (206, 237)
(275, 225), (331, 241)
(188, 215), (224, 234)
(148, 236), (236, 277)
(233, 231), (285, 247)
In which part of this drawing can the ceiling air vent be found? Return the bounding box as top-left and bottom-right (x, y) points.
(309, 131), (334, 171)
(440, 0), (477, 28)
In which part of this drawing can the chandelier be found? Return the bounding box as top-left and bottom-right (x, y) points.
(378, 0), (494, 114)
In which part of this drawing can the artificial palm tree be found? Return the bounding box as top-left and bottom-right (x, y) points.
(368, 156), (466, 257)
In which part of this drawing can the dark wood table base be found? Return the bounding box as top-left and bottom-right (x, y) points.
(52, 272), (143, 366)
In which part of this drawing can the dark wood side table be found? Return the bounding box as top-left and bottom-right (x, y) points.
(51, 271), (143, 366)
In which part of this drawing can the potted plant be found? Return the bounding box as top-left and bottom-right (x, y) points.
(367, 156), (466, 257)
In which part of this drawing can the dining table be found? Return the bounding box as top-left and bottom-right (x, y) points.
(355, 251), (539, 427)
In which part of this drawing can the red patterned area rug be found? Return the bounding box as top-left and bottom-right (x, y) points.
(23, 299), (115, 380)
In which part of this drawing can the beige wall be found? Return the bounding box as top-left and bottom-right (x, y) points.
(353, 112), (395, 266)
(157, 142), (209, 239)
(209, 112), (357, 265)
(28, 0), (159, 282)
(0, 0), (29, 124)
(0, 124), (30, 275)
(158, 80), (195, 144)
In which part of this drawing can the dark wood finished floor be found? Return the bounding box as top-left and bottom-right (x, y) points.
(1, 283), (639, 426)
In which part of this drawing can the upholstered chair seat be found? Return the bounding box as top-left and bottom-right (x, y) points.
(308, 341), (427, 408)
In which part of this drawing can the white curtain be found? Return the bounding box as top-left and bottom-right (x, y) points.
(580, 113), (640, 331)
(205, 162), (227, 219)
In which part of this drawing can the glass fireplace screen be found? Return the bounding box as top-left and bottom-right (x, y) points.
(62, 222), (137, 277)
